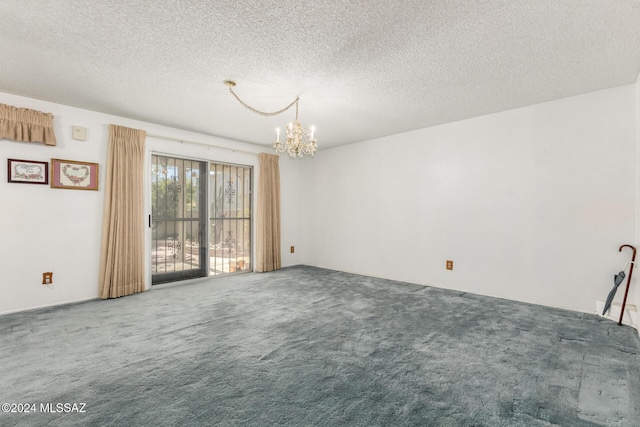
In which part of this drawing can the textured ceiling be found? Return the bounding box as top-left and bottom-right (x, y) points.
(1, 1), (639, 149)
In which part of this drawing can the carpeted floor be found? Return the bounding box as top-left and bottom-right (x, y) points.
(1, 265), (639, 426)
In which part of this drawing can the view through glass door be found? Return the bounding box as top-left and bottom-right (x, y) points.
(151, 155), (207, 284)
(151, 156), (253, 285)
(209, 162), (252, 275)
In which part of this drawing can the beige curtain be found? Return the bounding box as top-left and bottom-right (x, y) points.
(256, 153), (281, 272)
(0, 103), (57, 145)
(99, 124), (146, 298)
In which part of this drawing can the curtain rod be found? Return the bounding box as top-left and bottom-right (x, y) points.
(146, 133), (262, 155)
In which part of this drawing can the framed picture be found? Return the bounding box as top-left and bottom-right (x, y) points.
(51, 158), (99, 190)
(7, 158), (49, 184)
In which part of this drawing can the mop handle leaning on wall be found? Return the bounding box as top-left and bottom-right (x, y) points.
(618, 244), (636, 326)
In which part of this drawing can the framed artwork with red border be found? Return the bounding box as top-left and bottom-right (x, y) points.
(7, 158), (49, 184)
(51, 158), (99, 190)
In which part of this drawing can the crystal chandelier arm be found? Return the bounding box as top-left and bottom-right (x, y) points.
(227, 84), (299, 117)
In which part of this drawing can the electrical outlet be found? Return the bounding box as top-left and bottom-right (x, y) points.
(446, 260), (453, 270)
(42, 272), (53, 285)
(290, 246), (295, 253)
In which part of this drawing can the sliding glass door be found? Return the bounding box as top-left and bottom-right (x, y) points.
(151, 155), (207, 284)
(151, 155), (253, 285)
(209, 163), (252, 275)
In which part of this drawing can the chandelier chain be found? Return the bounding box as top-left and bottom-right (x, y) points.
(223, 80), (317, 158)
(228, 87), (299, 117)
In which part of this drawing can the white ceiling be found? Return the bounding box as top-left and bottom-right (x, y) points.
(1, 1), (639, 149)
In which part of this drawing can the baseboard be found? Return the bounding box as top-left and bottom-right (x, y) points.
(596, 300), (639, 335)
(0, 297), (98, 317)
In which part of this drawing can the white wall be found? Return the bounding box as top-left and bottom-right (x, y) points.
(306, 85), (637, 314)
(279, 158), (307, 267)
(636, 76), (640, 317)
(0, 92), (304, 314)
(3, 83), (638, 317)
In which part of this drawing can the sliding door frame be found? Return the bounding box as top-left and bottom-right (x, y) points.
(145, 150), (255, 289)
(150, 154), (208, 284)
(209, 160), (254, 276)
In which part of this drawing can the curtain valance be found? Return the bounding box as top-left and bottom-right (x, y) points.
(0, 103), (57, 146)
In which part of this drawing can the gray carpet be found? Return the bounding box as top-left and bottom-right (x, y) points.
(1, 266), (639, 426)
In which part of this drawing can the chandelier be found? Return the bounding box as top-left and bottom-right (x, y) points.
(224, 80), (318, 158)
